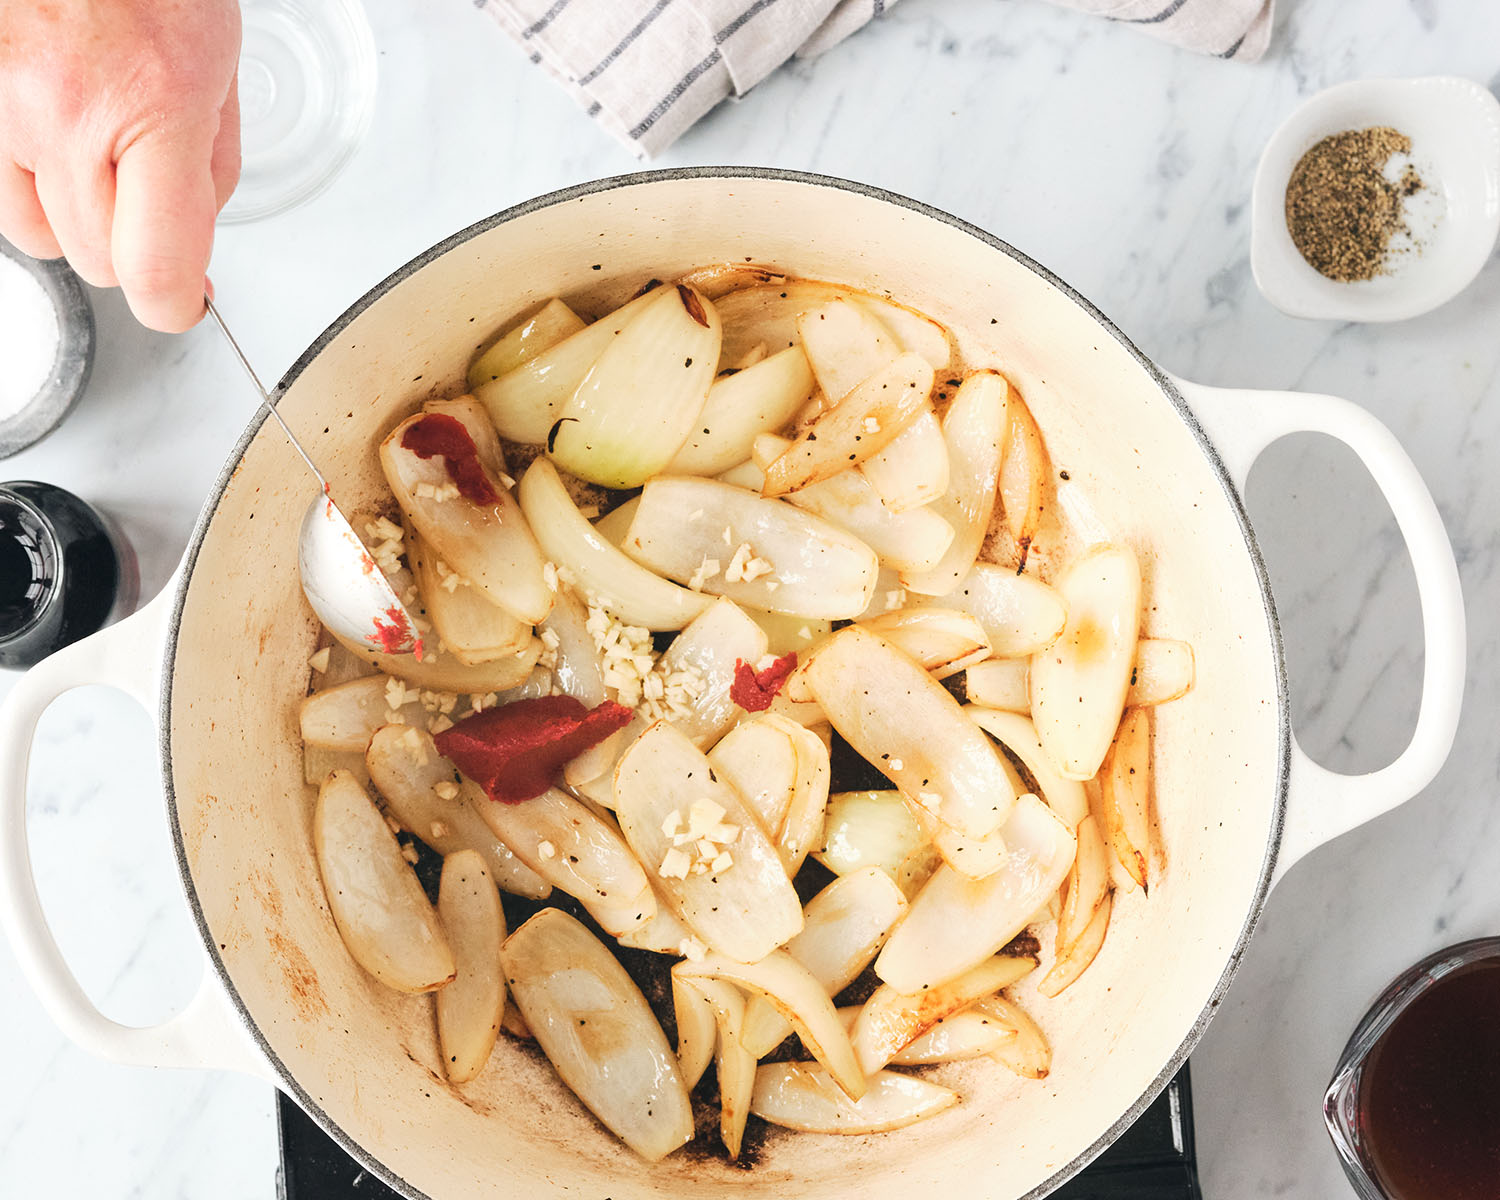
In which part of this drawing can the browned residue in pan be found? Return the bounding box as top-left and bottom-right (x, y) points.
(251, 867), (329, 1019)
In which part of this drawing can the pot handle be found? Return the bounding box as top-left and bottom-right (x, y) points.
(0, 579), (277, 1082)
(1170, 376), (1466, 886)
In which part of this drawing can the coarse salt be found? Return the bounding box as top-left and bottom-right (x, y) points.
(0, 255), (59, 422)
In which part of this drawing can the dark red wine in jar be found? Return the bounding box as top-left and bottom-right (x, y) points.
(1355, 959), (1500, 1199)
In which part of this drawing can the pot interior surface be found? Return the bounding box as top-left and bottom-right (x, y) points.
(166, 173), (1282, 1200)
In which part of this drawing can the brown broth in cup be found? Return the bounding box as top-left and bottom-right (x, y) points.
(1356, 959), (1500, 1199)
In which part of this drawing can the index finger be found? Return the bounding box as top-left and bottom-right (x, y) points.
(111, 122), (219, 333)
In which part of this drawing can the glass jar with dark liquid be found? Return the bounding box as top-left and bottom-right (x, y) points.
(0, 481), (136, 669)
(1325, 938), (1500, 1199)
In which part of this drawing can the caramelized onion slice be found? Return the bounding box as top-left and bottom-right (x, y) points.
(999, 392), (1050, 547)
(857, 607), (991, 680)
(795, 297), (900, 402)
(1054, 811), (1111, 962)
(750, 1063), (956, 1135)
(468, 297), (586, 388)
(741, 867), (908, 1059)
(962, 658), (1031, 712)
(667, 346), (816, 477)
(752, 433), (955, 574)
(1129, 637), (1196, 705)
(708, 715), (800, 834)
(501, 909), (693, 1162)
(405, 524), (532, 666)
(1029, 543), (1142, 780)
(674, 951), (866, 1100)
(332, 629), (541, 695)
(813, 790), (941, 898)
(875, 793), (1075, 994)
(623, 477), (879, 620)
(313, 770), (455, 993)
(803, 626), (1017, 839)
(852, 952), (1037, 1075)
(614, 721), (803, 962)
(550, 283), (722, 488)
(901, 371), (1008, 596)
(380, 412), (551, 625)
(760, 353), (934, 498)
(1100, 706), (1152, 889)
(686, 977), (757, 1160)
(965, 705), (1089, 829)
(862, 1005), (1018, 1065)
(517, 458), (713, 631)
(300, 675), (422, 751)
(672, 972), (718, 1090)
(978, 995), (1052, 1079)
(436, 850), (507, 1084)
(860, 409), (950, 513)
(912, 563), (1067, 657)
(1039, 887), (1112, 999)
(474, 286), (659, 443)
(365, 725), (551, 899)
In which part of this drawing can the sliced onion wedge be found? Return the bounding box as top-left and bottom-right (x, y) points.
(654, 597), (767, 747)
(857, 607), (991, 679)
(875, 793), (1075, 993)
(591, 496), (640, 547)
(1129, 638), (1195, 705)
(436, 850), (507, 1084)
(300, 675), (422, 751)
(851, 952), (1037, 1075)
(616, 893), (692, 956)
(777, 717), (832, 876)
(963, 658), (1030, 712)
(1053, 811), (1110, 963)
(313, 770), (455, 993)
(667, 346), (816, 476)
(677, 261), (788, 299)
(813, 790), (941, 898)
(471, 784), (655, 936)
(365, 724), (551, 899)
(752, 1062), (955, 1135)
(671, 971), (717, 1090)
(708, 715), (800, 834)
(1029, 543), (1142, 780)
(613, 721), (802, 962)
(964, 706), (1089, 828)
(1039, 886), (1112, 999)
(405, 526), (532, 665)
(474, 286), (660, 443)
(741, 867), (908, 1059)
(468, 297), (586, 388)
(686, 977), (756, 1160)
(751, 433), (954, 573)
(550, 283), (721, 487)
(517, 458), (712, 631)
(332, 629), (541, 694)
(501, 908), (693, 1162)
(623, 477), (879, 619)
(674, 951), (866, 1100)
(908, 802), (1012, 880)
(760, 353), (934, 498)
(304, 745), (369, 788)
(715, 283), (951, 372)
(914, 563), (1067, 657)
(803, 626), (1017, 838)
(379, 413), (551, 625)
(795, 297), (900, 402)
(860, 409), (950, 512)
(999, 392), (1050, 549)
(744, 608), (832, 657)
(1100, 706), (1152, 889)
(901, 371), (1008, 596)
(874, 1006), (1019, 1065)
(978, 995), (1052, 1079)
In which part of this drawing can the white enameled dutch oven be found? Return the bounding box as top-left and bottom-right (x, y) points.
(0, 170), (1466, 1200)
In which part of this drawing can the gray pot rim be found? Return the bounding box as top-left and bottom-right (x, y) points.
(160, 166), (1288, 1200)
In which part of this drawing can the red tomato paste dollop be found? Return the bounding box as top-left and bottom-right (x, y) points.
(400, 413), (500, 506)
(434, 696), (633, 804)
(730, 652), (798, 712)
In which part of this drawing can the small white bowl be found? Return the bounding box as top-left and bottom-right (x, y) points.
(1251, 76), (1500, 322)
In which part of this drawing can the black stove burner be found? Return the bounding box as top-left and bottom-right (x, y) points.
(277, 1065), (1200, 1199)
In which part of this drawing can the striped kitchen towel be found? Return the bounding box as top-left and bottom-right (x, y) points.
(479, 0), (1275, 158)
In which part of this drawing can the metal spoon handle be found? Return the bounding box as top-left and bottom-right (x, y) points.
(204, 295), (328, 489)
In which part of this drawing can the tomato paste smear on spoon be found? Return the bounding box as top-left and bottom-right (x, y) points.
(435, 695), (633, 804)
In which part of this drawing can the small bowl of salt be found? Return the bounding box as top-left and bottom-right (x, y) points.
(0, 236), (94, 458)
(1251, 76), (1500, 322)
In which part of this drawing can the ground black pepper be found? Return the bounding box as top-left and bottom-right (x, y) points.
(1284, 126), (1423, 282)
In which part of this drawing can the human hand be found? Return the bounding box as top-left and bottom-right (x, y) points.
(0, 0), (242, 332)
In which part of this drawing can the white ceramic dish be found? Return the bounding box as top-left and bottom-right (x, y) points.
(0, 171), (1467, 1200)
(1251, 76), (1500, 322)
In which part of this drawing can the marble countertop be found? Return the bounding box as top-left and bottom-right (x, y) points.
(2, 0), (1497, 1195)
